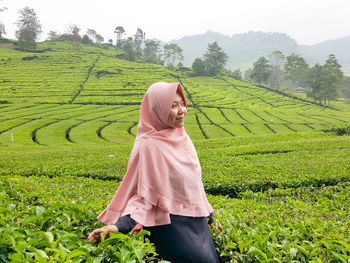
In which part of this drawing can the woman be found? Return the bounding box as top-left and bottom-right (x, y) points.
(88, 82), (221, 263)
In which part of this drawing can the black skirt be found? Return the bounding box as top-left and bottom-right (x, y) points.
(116, 214), (220, 263)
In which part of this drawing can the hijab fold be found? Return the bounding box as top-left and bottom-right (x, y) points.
(97, 82), (213, 226)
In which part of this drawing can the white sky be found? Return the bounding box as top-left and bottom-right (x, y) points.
(1, 0), (350, 45)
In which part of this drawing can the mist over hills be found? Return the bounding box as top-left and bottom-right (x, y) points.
(170, 31), (350, 75)
(298, 35), (350, 71)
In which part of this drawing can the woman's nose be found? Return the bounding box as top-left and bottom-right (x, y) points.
(179, 105), (186, 115)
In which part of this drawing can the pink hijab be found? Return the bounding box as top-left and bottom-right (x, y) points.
(97, 82), (214, 226)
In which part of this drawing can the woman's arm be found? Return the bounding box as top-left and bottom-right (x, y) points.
(207, 213), (223, 232)
(115, 214), (138, 234)
(87, 215), (139, 242)
(207, 212), (214, 225)
(87, 224), (119, 242)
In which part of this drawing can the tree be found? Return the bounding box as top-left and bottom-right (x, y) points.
(306, 63), (326, 104)
(268, 50), (285, 90)
(0, 2), (7, 37)
(143, 39), (160, 57)
(108, 39), (113, 46)
(15, 7), (42, 41)
(244, 69), (253, 81)
(68, 24), (81, 42)
(122, 36), (136, 61)
(58, 24), (81, 42)
(95, 34), (104, 43)
(231, 68), (242, 80)
(203, 42), (229, 76)
(192, 58), (206, 75)
(143, 39), (162, 64)
(81, 34), (93, 44)
(163, 43), (184, 68)
(0, 22), (5, 37)
(46, 31), (60, 40)
(249, 57), (271, 84)
(284, 53), (309, 88)
(84, 29), (104, 44)
(114, 26), (125, 48)
(86, 29), (97, 42)
(306, 55), (343, 105)
(18, 27), (36, 51)
(341, 77), (350, 103)
(133, 28), (145, 55)
(322, 54), (343, 103)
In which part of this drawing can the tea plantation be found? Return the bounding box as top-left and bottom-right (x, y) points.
(0, 41), (349, 262)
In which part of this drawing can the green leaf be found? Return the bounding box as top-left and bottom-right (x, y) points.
(290, 247), (298, 257)
(248, 246), (268, 260)
(5, 233), (16, 247)
(296, 245), (309, 257)
(36, 206), (45, 216)
(46, 248), (66, 260)
(45, 231), (54, 244)
(63, 213), (71, 225)
(15, 240), (30, 250)
(66, 250), (87, 260)
(134, 229), (150, 239)
(9, 252), (24, 261)
(58, 242), (70, 255)
(238, 240), (245, 254)
(34, 248), (49, 260)
(115, 247), (133, 263)
(18, 215), (39, 226)
(331, 251), (347, 263)
(321, 239), (331, 250)
(56, 233), (76, 242)
(131, 239), (148, 262)
(332, 240), (350, 252)
(27, 238), (41, 248)
(109, 232), (130, 240)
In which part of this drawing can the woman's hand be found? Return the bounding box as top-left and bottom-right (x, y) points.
(210, 220), (223, 232)
(208, 213), (223, 232)
(87, 225), (119, 242)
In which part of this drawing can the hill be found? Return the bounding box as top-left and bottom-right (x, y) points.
(1, 39), (349, 147)
(171, 31), (350, 75)
(299, 35), (350, 74)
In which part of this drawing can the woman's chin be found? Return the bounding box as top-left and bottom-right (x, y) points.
(175, 121), (185, 128)
(168, 123), (185, 129)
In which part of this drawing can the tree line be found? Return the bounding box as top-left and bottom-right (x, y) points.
(2, 7), (186, 69)
(244, 51), (345, 105)
(4, 6), (231, 75)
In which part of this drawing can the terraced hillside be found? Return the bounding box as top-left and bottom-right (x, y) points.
(0, 41), (349, 262)
(1, 41), (349, 147)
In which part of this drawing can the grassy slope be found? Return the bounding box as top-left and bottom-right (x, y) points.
(1, 41), (349, 146)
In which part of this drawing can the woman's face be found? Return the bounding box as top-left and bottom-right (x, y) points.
(167, 92), (187, 128)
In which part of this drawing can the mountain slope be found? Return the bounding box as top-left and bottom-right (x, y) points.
(171, 31), (350, 75)
(298, 35), (350, 72)
(172, 30), (299, 70)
